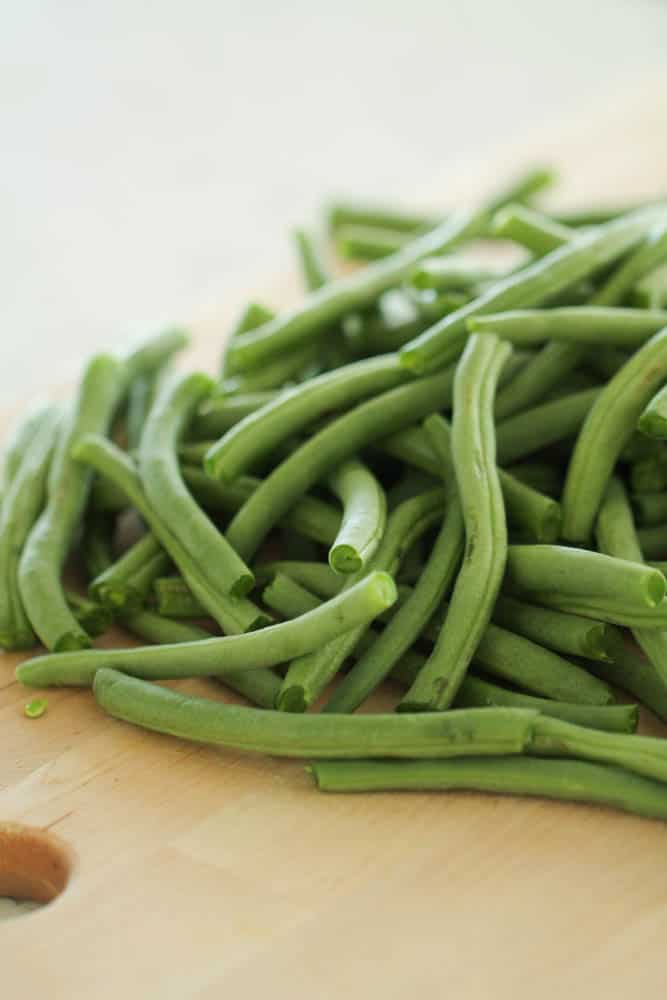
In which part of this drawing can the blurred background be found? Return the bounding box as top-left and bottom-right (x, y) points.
(1, 0), (666, 404)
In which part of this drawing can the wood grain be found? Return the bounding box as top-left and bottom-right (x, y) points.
(2, 79), (667, 1000)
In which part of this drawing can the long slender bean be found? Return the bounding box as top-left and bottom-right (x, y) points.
(469, 306), (667, 347)
(326, 459), (386, 573)
(188, 392), (276, 440)
(308, 757), (667, 823)
(19, 355), (124, 651)
(72, 435), (269, 635)
(94, 668), (537, 758)
(586, 628), (667, 724)
(495, 388), (600, 464)
(16, 570), (397, 687)
(139, 371), (254, 596)
(225, 370), (455, 561)
(491, 595), (614, 662)
(399, 211), (659, 373)
(90, 533), (168, 610)
(562, 328), (667, 540)
(401, 334), (511, 711)
(205, 354), (409, 482)
(0, 409), (60, 649)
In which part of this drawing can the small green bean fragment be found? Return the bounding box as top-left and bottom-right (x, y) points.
(24, 698), (48, 720)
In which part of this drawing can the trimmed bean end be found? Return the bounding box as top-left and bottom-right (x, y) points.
(329, 545), (363, 575)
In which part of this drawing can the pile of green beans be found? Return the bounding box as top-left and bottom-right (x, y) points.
(6, 168), (667, 826)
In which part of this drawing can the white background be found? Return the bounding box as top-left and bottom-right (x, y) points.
(2, 0), (666, 403)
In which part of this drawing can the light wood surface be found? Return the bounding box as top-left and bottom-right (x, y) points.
(2, 83), (667, 1000)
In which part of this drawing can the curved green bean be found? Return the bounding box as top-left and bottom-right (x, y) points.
(326, 459), (386, 573)
(401, 333), (511, 711)
(562, 328), (667, 541)
(308, 757), (667, 823)
(16, 570), (397, 687)
(469, 306), (667, 347)
(205, 354), (409, 482)
(94, 668), (537, 758)
(19, 355), (124, 651)
(225, 369), (455, 562)
(140, 371), (254, 597)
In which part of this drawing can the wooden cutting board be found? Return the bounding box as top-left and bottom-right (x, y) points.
(2, 79), (667, 1000)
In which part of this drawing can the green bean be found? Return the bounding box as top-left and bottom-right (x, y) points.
(599, 221), (667, 304)
(410, 255), (505, 293)
(205, 354), (408, 482)
(636, 492), (667, 526)
(562, 329), (667, 540)
(0, 409), (60, 649)
(229, 210), (488, 372)
(635, 263), (667, 309)
(326, 459), (386, 573)
(122, 328), (190, 385)
(505, 543), (665, 610)
(224, 342), (321, 392)
(16, 570), (397, 687)
(262, 572), (322, 618)
(220, 302), (275, 379)
(350, 290), (465, 355)
(254, 560), (343, 599)
(455, 675), (638, 733)
(225, 370), (454, 561)
(556, 199), (667, 227)
(151, 575), (264, 624)
(19, 355), (124, 651)
(469, 306), (667, 347)
(1, 402), (54, 491)
(596, 476), (667, 696)
(293, 227), (329, 291)
(530, 714), (667, 786)
(188, 392), (276, 440)
(90, 533), (168, 610)
(66, 591), (113, 638)
(335, 223), (410, 262)
(120, 610), (281, 710)
(94, 667), (536, 758)
(399, 211), (660, 373)
(181, 466), (342, 547)
(494, 341), (585, 420)
(81, 513), (115, 580)
(491, 594), (614, 662)
(586, 628), (667, 724)
(505, 462), (562, 497)
(638, 378), (667, 439)
(139, 371), (254, 597)
(498, 388), (601, 465)
(491, 204), (575, 255)
(308, 756), (667, 822)
(400, 334), (511, 711)
(276, 490), (444, 712)
(126, 373), (157, 452)
(72, 435), (268, 635)
(520, 592), (667, 629)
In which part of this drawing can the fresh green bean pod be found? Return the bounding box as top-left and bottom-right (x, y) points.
(188, 392), (276, 440)
(254, 560), (343, 599)
(586, 628), (667, 724)
(491, 595), (614, 662)
(224, 342), (321, 392)
(1, 402), (54, 491)
(90, 533), (169, 610)
(0, 408), (60, 649)
(126, 373), (157, 452)
(469, 306), (667, 347)
(454, 675), (638, 733)
(19, 355), (124, 651)
(399, 211), (659, 373)
(401, 334), (511, 711)
(122, 328), (190, 385)
(494, 341), (586, 420)
(308, 756), (667, 823)
(153, 576), (211, 619)
(205, 354), (409, 482)
(562, 328), (667, 541)
(220, 302), (275, 380)
(595, 221), (667, 305)
(491, 204), (575, 255)
(121, 610), (282, 710)
(495, 388), (600, 464)
(94, 667), (537, 759)
(72, 435), (268, 635)
(505, 544), (665, 609)
(16, 570), (398, 687)
(140, 371), (254, 596)
(326, 459), (386, 573)
(225, 369), (455, 562)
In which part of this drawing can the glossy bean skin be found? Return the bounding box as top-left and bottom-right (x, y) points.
(562, 328), (667, 541)
(308, 757), (667, 823)
(225, 369), (455, 562)
(93, 667), (537, 760)
(19, 355), (124, 651)
(401, 334), (511, 711)
(16, 570), (398, 687)
(139, 371), (254, 597)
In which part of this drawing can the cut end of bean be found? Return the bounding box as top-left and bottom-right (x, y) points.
(637, 411), (667, 441)
(230, 571), (256, 599)
(645, 568), (667, 608)
(584, 623), (617, 663)
(328, 544), (363, 575)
